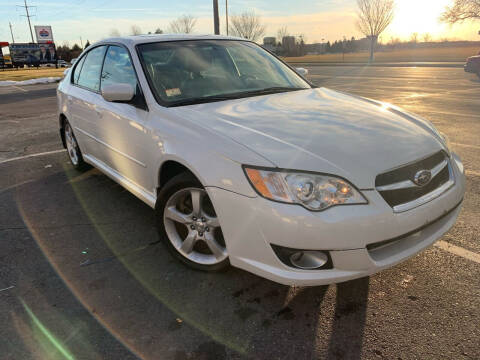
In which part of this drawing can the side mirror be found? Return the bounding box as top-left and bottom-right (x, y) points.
(295, 67), (309, 77)
(101, 83), (135, 103)
(63, 68), (70, 77)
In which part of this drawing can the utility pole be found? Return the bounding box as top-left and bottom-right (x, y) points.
(9, 22), (15, 43)
(213, 0), (220, 35)
(225, 0), (229, 35)
(18, 0), (35, 43)
(80, 36), (83, 48)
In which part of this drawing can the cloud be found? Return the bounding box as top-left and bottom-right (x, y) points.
(45, 9), (361, 45)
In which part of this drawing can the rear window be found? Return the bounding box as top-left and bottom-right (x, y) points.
(72, 55), (86, 84)
(76, 46), (107, 92)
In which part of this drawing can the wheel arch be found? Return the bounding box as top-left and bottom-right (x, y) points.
(157, 159), (202, 192)
(59, 114), (67, 148)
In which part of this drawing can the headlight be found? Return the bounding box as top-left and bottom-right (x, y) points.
(244, 167), (367, 211)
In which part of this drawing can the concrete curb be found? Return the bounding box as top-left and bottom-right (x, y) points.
(286, 62), (465, 68)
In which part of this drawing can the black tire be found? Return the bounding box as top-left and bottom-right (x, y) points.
(155, 173), (230, 272)
(63, 120), (89, 171)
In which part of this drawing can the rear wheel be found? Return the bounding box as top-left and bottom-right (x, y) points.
(64, 121), (88, 171)
(156, 174), (229, 271)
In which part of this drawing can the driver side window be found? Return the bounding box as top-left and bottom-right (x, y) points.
(101, 46), (138, 92)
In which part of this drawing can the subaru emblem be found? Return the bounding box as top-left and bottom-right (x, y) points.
(414, 170), (432, 186)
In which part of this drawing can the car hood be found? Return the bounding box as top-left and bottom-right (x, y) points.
(178, 88), (446, 189)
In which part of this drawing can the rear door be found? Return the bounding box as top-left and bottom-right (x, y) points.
(95, 45), (153, 192)
(67, 45), (107, 158)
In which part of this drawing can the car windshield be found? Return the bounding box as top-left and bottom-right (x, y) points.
(137, 40), (311, 106)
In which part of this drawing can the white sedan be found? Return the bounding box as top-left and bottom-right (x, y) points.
(57, 35), (465, 286)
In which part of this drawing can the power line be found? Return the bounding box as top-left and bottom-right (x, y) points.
(17, 0), (35, 43)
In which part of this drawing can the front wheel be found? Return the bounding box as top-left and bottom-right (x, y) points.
(156, 174), (229, 272)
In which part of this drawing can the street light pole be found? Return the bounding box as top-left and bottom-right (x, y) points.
(225, 0), (229, 35)
(18, 0), (35, 43)
(9, 22), (15, 43)
(213, 0), (220, 35)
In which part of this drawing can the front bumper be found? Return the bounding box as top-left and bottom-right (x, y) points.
(207, 154), (466, 286)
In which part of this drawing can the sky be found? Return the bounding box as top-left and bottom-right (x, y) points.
(0, 0), (478, 46)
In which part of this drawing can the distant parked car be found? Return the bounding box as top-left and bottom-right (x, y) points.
(464, 55), (480, 78)
(58, 60), (68, 67)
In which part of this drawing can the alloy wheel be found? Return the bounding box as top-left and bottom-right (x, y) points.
(65, 123), (79, 166)
(163, 188), (227, 265)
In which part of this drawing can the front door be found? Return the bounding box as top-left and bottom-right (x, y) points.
(95, 45), (153, 193)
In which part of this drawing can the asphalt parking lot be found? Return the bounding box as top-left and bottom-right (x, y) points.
(1, 66), (479, 360)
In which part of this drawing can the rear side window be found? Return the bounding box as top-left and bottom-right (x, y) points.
(72, 55), (86, 84)
(101, 46), (137, 91)
(76, 46), (107, 92)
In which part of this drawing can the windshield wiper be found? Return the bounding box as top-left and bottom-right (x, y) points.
(237, 87), (306, 96)
(168, 95), (238, 107)
(167, 87), (307, 107)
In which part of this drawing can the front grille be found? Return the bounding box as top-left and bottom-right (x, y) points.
(376, 151), (445, 187)
(376, 151), (453, 211)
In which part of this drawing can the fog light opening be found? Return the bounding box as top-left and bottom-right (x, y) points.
(289, 251), (329, 270)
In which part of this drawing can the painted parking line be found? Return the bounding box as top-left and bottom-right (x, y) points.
(452, 142), (480, 150)
(12, 85), (28, 93)
(0, 149), (66, 165)
(466, 170), (480, 178)
(434, 240), (480, 264)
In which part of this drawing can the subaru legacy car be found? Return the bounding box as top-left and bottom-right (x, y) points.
(57, 35), (465, 286)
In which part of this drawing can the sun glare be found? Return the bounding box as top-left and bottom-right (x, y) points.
(387, 0), (452, 40)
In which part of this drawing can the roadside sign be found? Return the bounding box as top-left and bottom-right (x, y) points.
(8, 42), (57, 67)
(34, 25), (54, 43)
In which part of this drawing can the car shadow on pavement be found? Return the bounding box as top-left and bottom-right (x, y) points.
(327, 277), (370, 359)
(1, 158), (370, 360)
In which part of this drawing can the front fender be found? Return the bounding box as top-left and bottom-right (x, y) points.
(148, 108), (272, 197)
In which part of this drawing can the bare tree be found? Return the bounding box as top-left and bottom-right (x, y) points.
(154, 28), (164, 34)
(110, 28), (121, 37)
(410, 32), (419, 43)
(168, 15), (197, 34)
(276, 26), (289, 44)
(230, 11), (266, 42)
(423, 33), (432, 42)
(441, 0), (480, 23)
(130, 25), (142, 36)
(356, 0), (395, 61)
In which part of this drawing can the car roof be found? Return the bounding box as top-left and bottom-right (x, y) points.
(96, 34), (246, 47)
